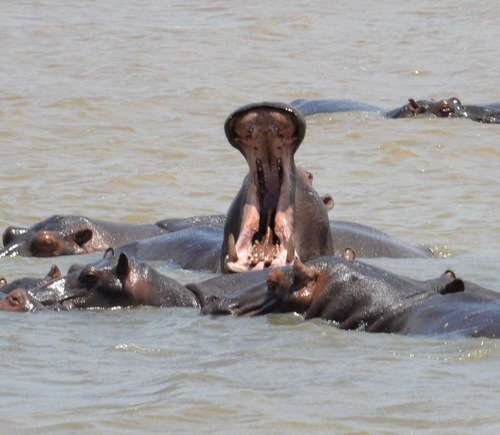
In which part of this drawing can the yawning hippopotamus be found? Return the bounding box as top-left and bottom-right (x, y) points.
(221, 102), (334, 273)
(0, 215), (168, 258)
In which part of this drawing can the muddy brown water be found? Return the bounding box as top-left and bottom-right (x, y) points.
(1, 1), (500, 433)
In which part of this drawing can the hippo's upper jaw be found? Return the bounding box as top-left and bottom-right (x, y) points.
(223, 102), (307, 273)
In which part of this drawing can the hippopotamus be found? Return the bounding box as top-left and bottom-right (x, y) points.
(202, 256), (500, 338)
(425, 269), (500, 301)
(0, 264), (61, 294)
(291, 97), (500, 124)
(386, 97), (500, 123)
(290, 98), (385, 117)
(114, 226), (224, 272)
(23, 251), (230, 310)
(113, 218), (430, 272)
(221, 102), (334, 272)
(330, 220), (431, 258)
(0, 289), (48, 312)
(0, 215), (168, 258)
(2, 247), (490, 323)
(22, 250), (349, 311)
(31, 252), (200, 310)
(155, 168), (333, 232)
(155, 215), (226, 232)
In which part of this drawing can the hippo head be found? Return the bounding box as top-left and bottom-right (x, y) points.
(59, 253), (136, 309)
(0, 264), (62, 296)
(403, 97), (462, 118)
(0, 289), (43, 312)
(222, 102), (333, 273)
(36, 252), (196, 310)
(0, 215), (97, 257)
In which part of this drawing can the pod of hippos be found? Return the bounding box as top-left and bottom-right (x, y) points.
(2, 100), (500, 339)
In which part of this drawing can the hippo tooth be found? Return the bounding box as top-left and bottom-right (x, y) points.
(227, 233), (238, 262)
(286, 234), (295, 263)
(343, 247), (356, 261)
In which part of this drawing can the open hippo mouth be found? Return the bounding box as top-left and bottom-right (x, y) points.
(223, 102), (307, 273)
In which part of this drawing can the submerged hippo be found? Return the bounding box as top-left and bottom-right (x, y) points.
(290, 98), (385, 117)
(0, 289), (48, 312)
(3, 249), (492, 328)
(291, 97), (500, 124)
(202, 256), (500, 338)
(32, 252), (199, 310)
(386, 97), (500, 123)
(114, 226), (224, 272)
(221, 102), (334, 273)
(0, 264), (61, 294)
(113, 218), (430, 273)
(0, 215), (168, 258)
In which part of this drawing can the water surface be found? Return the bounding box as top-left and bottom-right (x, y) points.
(1, 1), (500, 433)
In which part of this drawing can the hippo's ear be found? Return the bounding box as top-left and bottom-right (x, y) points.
(0, 277), (7, 288)
(293, 260), (320, 284)
(440, 278), (465, 295)
(2, 226), (28, 246)
(267, 269), (289, 296)
(321, 194), (334, 211)
(117, 253), (130, 280)
(46, 265), (62, 281)
(444, 270), (456, 278)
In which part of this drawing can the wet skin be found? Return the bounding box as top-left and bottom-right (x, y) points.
(292, 97), (500, 124)
(290, 98), (385, 116)
(0, 215), (168, 258)
(32, 252), (199, 310)
(0, 264), (61, 294)
(0, 212), (430, 264)
(0, 289), (46, 312)
(111, 218), (430, 273)
(202, 256), (500, 338)
(114, 226), (224, 272)
(222, 102), (334, 273)
(387, 97), (500, 124)
(9, 249), (495, 324)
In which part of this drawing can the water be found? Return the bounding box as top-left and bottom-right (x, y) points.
(1, 1), (500, 433)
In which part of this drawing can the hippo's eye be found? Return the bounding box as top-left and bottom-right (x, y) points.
(79, 271), (99, 286)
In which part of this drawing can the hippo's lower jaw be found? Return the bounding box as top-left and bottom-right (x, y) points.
(224, 239), (297, 273)
(224, 206), (297, 273)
